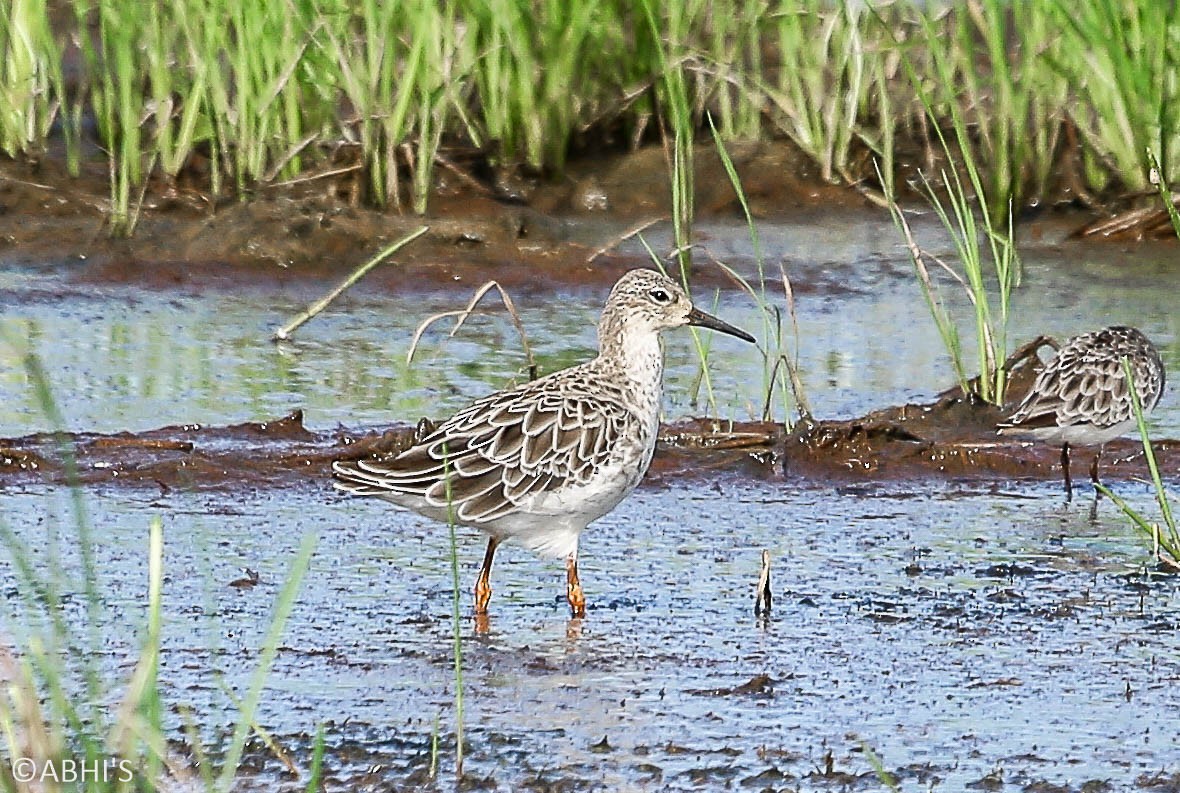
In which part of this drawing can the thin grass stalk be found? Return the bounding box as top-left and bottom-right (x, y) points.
(215, 532), (317, 792)
(1096, 483), (1180, 567)
(705, 0), (763, 141)
(940, 0), (1061, 211)
(89, 0), (144, 236)
(876, 9), (1020, 404)
(148, 2), (207, 183)
(109, 516), (164, 784)
(638, 0), (697, 281)
(0, 351), (169, 784)
(273, 227), (429, 341)
(20, 352), (107, 722)
(183, 0), (227, 199)
(441, 445), (464, 778)
(1147, 148), (1180, 239)
(766, 0), (876, 184)
(1095, 357), (1180, 565)
(1122, 357), (1178, 545)
(708, 116), (797, 425)
(410, 0), (455, 215)
(0, 519), (102, 761)
(304, 723), (326, 793)
(878, 161), (968, 394)
(327, 0), (421, 209)
(866, 48), (896, 201)
(429, 712), (440, 780)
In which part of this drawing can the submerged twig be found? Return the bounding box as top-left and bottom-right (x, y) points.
(271, 226), (429, 342)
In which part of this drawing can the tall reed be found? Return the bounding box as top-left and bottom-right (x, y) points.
(0, 0), (64, 161)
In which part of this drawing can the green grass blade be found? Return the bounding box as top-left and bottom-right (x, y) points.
(216, 531), (318, 792)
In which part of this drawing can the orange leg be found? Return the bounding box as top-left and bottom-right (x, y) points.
(474, 537), (499, 615)
(565, 553), (586, 617)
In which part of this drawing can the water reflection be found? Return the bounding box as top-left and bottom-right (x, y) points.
(2, 223), (1179, 440)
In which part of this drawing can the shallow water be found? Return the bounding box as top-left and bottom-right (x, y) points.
(3, 476), (1179, 790)
(3, 213), (1179, 438)
(2, 210), (1180, 789)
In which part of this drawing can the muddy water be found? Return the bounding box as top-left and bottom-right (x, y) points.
(4, 478), (1180, 790)
(2, 210), (1180, 789)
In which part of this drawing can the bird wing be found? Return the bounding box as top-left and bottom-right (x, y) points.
(333, 376), (640, 524)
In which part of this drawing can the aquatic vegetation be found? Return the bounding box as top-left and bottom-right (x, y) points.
(0, 1), (1176, 233)
(707, 120), (808, 426)
(882, 10), (1019, 408)
(1096, 359), (1180, 570)
(0, 0), (63, 162)
(0, 351), (318, 791)
(881, 156), (1019, 406)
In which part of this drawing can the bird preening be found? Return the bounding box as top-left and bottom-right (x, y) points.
(333, 269), (755, 618)
(998, 325), (1166, 499)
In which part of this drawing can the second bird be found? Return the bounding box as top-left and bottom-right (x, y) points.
(998, 325), (1165, 498)
(333, 268), (756, 617)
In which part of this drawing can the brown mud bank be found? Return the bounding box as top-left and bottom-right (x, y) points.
(0, 141), (848, 288)
(0, 138), (1167, 294)
(4, 357), (1175, 491)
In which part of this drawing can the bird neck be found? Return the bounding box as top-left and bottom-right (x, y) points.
(596, 314), (666, 408)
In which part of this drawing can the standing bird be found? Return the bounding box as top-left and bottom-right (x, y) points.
(333, 269), (755, 617)
(998, 326), (1165, 498)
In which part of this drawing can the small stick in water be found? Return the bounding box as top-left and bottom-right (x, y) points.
(271, 225), (429, 342)
(754, 549), (772, 616)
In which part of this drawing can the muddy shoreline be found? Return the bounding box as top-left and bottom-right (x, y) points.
(1, 137), (1171, 295)
(4, 180), (1180, 791)
(4, 398), (1175, 492)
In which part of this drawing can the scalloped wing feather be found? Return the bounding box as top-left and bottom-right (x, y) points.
(333, 372), (640, 526)
(1001, 326), (1165, 433)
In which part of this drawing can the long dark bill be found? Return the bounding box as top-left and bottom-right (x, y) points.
(687, 307), (756, 343)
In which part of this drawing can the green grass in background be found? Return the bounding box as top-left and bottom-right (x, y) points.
(0, 0), (1175, 230)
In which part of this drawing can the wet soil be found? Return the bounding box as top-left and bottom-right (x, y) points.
(0, 141), (862, 286)
(2, 137), (1174, 297)
(3, 391), (1179, 494)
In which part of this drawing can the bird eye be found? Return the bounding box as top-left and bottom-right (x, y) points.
(648, 288), (672, 305)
